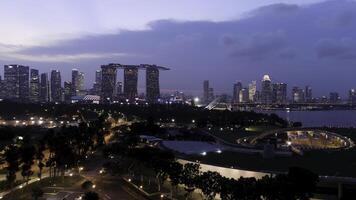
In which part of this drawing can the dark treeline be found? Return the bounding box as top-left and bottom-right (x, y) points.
(0, 101), (288, 128)
(104, 141), (319, 200)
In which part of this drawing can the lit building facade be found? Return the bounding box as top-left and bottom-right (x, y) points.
(101, 64), (118, 101)
(30, 69), (40, 102)
(124, 66), (138, 100)
(51, 70), (62, 102)
(146, 67), (160, 103)
(261, 75), (273, 104)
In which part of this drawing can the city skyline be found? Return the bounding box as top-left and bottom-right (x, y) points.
(1, 0), (356, 96)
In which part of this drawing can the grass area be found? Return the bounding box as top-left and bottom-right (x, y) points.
(2, 175), (84, 200)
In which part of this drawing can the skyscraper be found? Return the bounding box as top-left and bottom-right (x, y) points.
(18, 65), (30, 100)
(261, 75), (273, 104)
(146, 67), (160, 103)
(64, 81), (72, 102)
(71, 69), (84, 96)
(233, 82), (242, 103)
(272, 83), (287, 104)
(349, 89), (356, 106)
(4, 65), (20, 99)
(51, 70), (62, 102)
(4, 64), (29, 101)
(239, 88), (249, 103)
(101, 64), (118, 101)
(124, 66), (138, 100)
(30, 69), (40, 102)
(305, 86), (312, 103)
(40, 73), (50, 102)
(329, 92), (340, 104)
(203, 80), (209, 103)
(117, 81), (123, 96)
(248, 81), (257, 102)
(92, 70), (102, 95)
(292, 87), (305, 103)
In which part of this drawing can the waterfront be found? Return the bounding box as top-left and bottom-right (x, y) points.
(261, 110), (356, 127)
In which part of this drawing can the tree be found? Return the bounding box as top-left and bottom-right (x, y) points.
(32, 186), (44, 200)
(35, 141), (46, 180)
(20, 144), (36, 184)
(198, 171), (222, 200)
(287, 167), (319, 200)
(83, 191), (99, 200)
(181, 163), (200, 199)
(167, 161), (183, 198)
(82, 180), (94, 190)
(4, 145), (21, 189)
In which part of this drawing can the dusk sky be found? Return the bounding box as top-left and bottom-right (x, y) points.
(1, 0), (356, 97)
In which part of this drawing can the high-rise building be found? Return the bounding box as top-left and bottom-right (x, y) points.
(71, 69), (84, 96)
(4, 65), (20, 99)
(51, 70), (62, 102)
(261, 75), (273, 104)
(146, 67), (160, 103)
(64, 81), (72, 102)
(18, 65), (30, 100)
(272, 83), (287, 104)
(92, 70), (102, 95)
(292, 87), (305, 103)
(349, 89), (356, 105)
(4, 65), (29, 101)
(101, 64), (118, 101)
(248, 81), (257, 102)
(305, 86), (312, 103)
(203, 80), (209, 103)
(329, 92), (340, 104)
(117, 81), (123, 96)
(29, 69), (40, 102)
(40, 73), (50, 102)
(239, 88), (249, 103)
(233, 82), (242, 103)
(124, 66), (138, 100)
(0, 76), (4, 99)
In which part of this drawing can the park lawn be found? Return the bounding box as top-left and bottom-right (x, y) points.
(187, 148), (356, 178)
(3, 175), (84, 200)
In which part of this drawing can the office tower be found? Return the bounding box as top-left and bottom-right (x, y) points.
(3, 65), (29, 100)
(64, 81), (72, 102)
(40, 73), (50, 102)
(261, 75), (273, 104)
(92, 70), (102, 95)
(117, 81), (123, 96)
(305, 86), (312, 103)
(4, 65), (19, 99)
(292, 87), (305, 103)
(124, 67), (138, 100)
(95, 70), (102, 85)
(233, 82), (242, 103)
(208, 88), (214, 100)
(272, 83), (287, 104)
(71, 69), (84, 96)
(51, 70), (62, 102)
(203, 80), (209, 103)
(239, 88), (249, 103)
(29, 69), (40, 102)
(146, 67), (160, 103)
(18, 65), (30, 100)
(248, 81), (257, 102)
(101, 64), (118, 101)
(329, 92), (340, 103)
(349, 89), (356, 105)
(0, 76), (4, 99)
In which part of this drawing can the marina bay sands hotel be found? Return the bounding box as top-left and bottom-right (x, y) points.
(101, 63), (169, 103)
